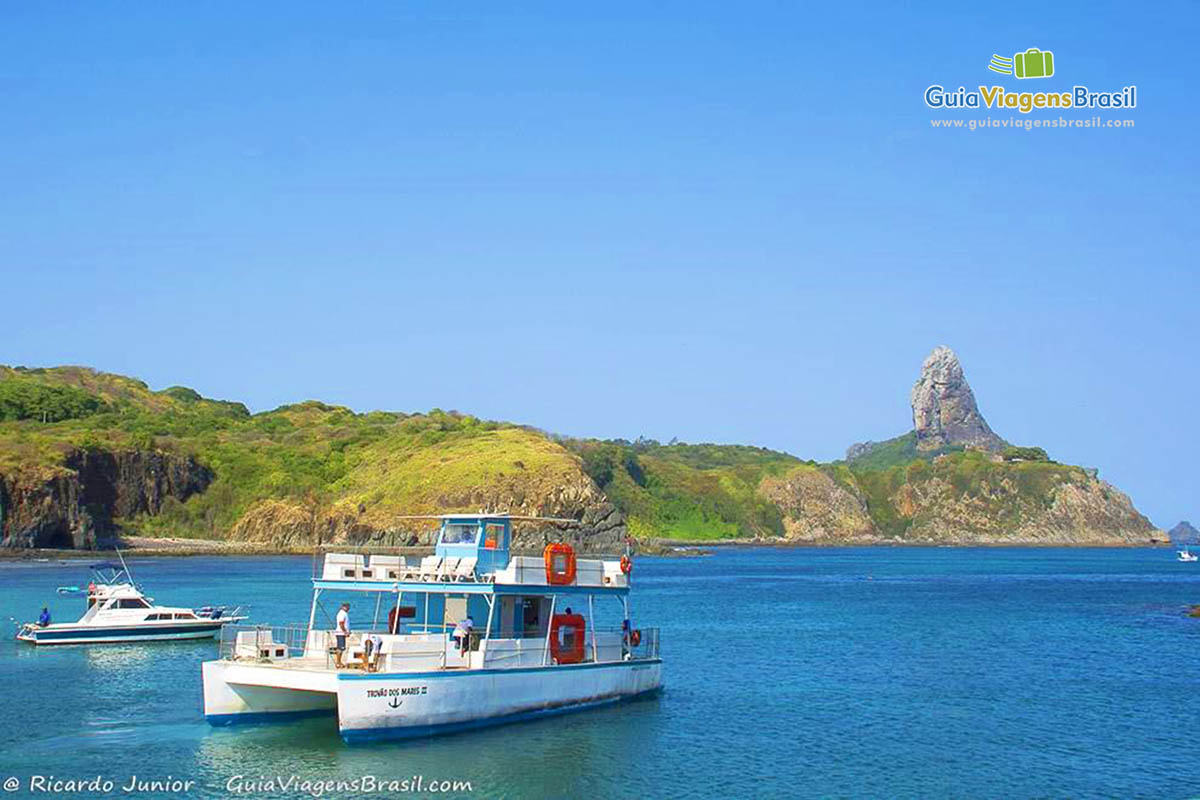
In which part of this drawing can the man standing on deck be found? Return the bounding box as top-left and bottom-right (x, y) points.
(334, 602), (351, 668)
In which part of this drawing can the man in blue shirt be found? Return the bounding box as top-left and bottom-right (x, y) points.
(37, 607), (51, 627)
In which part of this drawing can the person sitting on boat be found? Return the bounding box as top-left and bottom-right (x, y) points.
(87, 581), (97, 608)
(37, 606), (51, 627)
(333, 603), (351, 668)
(452, 615), (474, 654)
(361, 632), (383, 672)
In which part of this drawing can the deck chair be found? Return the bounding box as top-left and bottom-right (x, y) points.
(418, 556), (442, 582)
(397, 558), (422, 582)
(452, 557), (477, 582)
(436, 556), (461, 581)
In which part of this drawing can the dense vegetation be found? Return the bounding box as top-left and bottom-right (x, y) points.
(567, 438), (800, 540)
(0, 367), (577, 540)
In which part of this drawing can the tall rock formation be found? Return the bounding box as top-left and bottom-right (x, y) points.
(911, 346), (1006, 452)
(1169, 521), (1199, 543)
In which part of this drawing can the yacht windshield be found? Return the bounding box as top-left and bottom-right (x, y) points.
(442, 524), (478, 545)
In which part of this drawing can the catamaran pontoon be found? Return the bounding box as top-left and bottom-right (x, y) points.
(202, 514), (662, 742)
(17, 557), (247, 645)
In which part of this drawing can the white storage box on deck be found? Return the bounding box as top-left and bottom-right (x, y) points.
(234, 631), (288, 660)
(322, 553), (366, 581)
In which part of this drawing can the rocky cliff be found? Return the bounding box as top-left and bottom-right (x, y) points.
(758, 466), (875, 542)
(226, 484), (627, 552)
(0, 449), (212, 548)
(910, 346), (1006, 452)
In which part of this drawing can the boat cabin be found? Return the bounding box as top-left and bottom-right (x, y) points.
(232, 514), (649, 674)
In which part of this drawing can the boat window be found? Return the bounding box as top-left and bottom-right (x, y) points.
(484, 523), (506, 549)
(442, 523), (478, 545)
(174, 612), (195, 619)
(146, 613), (160, 620)
(115, 598), (150, 609)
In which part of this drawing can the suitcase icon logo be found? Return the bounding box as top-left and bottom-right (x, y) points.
(988, 48), (1055, 79)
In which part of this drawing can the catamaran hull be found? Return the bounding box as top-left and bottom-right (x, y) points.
(203, 659), (662, 742)
(17, 622), (225, 645)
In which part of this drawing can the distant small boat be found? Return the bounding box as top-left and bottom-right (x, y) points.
(1178, 545), (1197, 562)
(17, 553), (247, 646)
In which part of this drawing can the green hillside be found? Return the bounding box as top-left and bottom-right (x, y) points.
(0, 366), (588, 542)
(567, 439), (801, 540)
(0, 365), (1158, 548)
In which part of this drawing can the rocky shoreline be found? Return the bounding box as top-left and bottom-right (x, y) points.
(0, 533), (1169, 562)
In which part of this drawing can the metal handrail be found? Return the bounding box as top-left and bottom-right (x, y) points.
(218, 624), (661, 667)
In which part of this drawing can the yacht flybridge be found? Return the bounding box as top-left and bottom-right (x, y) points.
(202, 514), (662, 742)
(17, 559), (247, 645)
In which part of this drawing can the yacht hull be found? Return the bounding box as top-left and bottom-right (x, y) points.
(18, 622), (225, 645)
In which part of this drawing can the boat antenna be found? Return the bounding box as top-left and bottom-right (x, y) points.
(114, 546), (134, 583)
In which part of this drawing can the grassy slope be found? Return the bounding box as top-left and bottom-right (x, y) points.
(566, 440), (802, 540)
(0, 367), (585, 539)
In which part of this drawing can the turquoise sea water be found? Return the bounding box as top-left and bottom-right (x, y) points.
(1, 547), (1198, 799)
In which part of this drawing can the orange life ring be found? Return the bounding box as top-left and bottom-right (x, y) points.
(544, 543), (577, 586)
(549, 613), (586, 664)
(620, 555), (632, 575)
(630, 629), (642, 647)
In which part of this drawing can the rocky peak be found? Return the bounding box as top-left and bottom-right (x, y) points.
(911, 346), (1006, 452)
(1169, 521), (1199, 543)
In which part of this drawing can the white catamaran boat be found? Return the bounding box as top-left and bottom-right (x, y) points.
(17, 559), (247, 645)
(202, 514), (662, 742)
(1178, 545), (1198, 562)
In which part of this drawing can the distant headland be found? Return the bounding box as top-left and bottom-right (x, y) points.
(0, 347), (1165, 554)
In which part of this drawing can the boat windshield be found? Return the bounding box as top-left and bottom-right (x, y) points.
(442, 524), (478, 545)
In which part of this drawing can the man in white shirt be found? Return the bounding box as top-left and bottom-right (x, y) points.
(334, 603), (350, 668)
(452, 614), (474, 655)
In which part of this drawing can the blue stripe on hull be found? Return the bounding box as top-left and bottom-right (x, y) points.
(23, 623), (223, 644)
(339, 687), (663, 743)
(206, 708), (338, 727)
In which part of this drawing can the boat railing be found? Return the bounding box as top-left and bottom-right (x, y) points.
(218, 623), (312, 662)
(217, 624), (661, 668)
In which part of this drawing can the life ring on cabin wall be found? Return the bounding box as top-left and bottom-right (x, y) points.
(620, 555), (632, 575)
(549, 613), (586, 664)
(544, 543), (577, 585)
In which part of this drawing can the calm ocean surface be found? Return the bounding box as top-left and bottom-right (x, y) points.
(1, 547), (1198, 799)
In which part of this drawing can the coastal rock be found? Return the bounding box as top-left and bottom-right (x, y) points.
(911, 346), (1006, 452)
(0, 449), (212, 549)
(890, 471), (1161, 545)
(758, 466), (878, 542)
(226, 484), (629, 554)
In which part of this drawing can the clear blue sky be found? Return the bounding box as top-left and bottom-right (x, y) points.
(2, 2), (1197, 528)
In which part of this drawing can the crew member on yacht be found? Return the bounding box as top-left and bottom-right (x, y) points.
(334, 603), (351, 668)
(362, 632), (383, 672)
(37, 606), (51, 627)
(452, 614), (474, 654)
